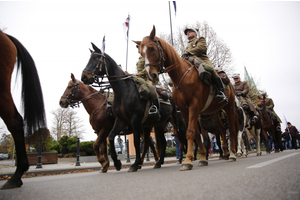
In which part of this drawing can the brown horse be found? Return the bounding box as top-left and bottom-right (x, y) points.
(140, 26), (238, 171)
(257, 95), (282, 152)
(0, 31), (47, 189)
(59, 74), (160, 172)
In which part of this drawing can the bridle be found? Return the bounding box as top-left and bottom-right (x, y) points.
(144, 39), (165, 74)
(61, 80), (103, 108)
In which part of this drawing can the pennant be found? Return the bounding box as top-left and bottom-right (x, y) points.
(173, 1), (177, 16)
(101, 35), (105, 53)
(123, 15), (130, 41)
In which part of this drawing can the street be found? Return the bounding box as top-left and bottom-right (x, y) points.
(0, 150), (299, 200)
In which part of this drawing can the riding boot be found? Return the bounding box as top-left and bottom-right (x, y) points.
(149, 99), (161, 121)
(213, 77), (228, 104)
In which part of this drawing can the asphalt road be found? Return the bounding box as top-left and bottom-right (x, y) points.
(1, 150), (299, 200)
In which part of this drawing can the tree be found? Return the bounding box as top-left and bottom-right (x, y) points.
(51, 107), (84, 140)
(158, 21), (235, 75)
(0, 133), (12, 153)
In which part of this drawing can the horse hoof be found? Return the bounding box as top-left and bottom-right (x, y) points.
(198, 161), (208, 166)
(228, 157), (236, 162)
(128, 166), (138, 172)
(180, 163), (193, 171)
(219, 156), (224, 160)
(154, 163), (161, 169)
(1, 179), (23, 190)
(99, 169), (107, 173)
(138, 165), (142, 169)
(237, 153), (242, 157)
(223, 155), (230, 160)
(242, 154), (247, 158)
(256, 152), (262, 156)
(115, 161), (122, 171)
(275, 150), (280, 153)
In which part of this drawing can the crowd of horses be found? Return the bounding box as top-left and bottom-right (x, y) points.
(0, 27), (282, 189)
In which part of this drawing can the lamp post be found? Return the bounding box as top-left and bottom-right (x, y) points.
(75, 137), (80, 166)
(36, 135), (43, 168)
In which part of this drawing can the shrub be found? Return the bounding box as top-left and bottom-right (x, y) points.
(165, 147), (176, 157)
(80, 141), (95, 156)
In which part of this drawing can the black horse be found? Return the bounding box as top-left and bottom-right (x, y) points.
(81, 43), (181, 172)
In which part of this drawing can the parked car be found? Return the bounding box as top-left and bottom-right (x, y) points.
(0, 153), (9, 160)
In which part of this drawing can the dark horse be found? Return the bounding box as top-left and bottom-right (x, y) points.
(140, 26), (238, 171)
(257, 95), (282, 153)
(81, 43), (180, 172)
(59, 73), (162, 172)
(0, 31), (46, 189)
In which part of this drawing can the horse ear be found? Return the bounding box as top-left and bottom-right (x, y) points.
(89, 48), (93, 53)
(149, 25), (156, 40)
(71, 73), (76, 82)
(91, 42), (102, 53)
(132, 40), (141, 45)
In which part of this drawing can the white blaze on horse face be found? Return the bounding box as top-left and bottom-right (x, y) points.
(143, 45), (151, 79)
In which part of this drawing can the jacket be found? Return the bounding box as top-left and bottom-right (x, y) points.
(184, 36), (213, 67)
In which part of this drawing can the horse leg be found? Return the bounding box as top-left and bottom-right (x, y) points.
(195, 132), (208, 166)
(193, 140), (198, 161)
(153, 125), (167, 168)
(108, 119), (126, 171)
(215, 130), (224, 159)
(93, 130), (110, 173)
(149, 137), (158, 162)
(140, 128), (152, 168)
(128, 120), (143, 172)
(1, 107), (28, 189)
(237, 130), (243, 157)
(180, 108), (199, 171)
(224, 108), (238, 162)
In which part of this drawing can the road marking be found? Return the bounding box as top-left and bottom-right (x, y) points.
(247, 152), (299, 169)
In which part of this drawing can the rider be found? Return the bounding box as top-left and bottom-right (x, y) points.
(260, 92), (282, 127)
(232, 73), (258, 125)
(182, 28), (228, 104)
(135, 42), (161, 121)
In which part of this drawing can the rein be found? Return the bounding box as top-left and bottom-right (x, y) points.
(145, 39), (165, 74)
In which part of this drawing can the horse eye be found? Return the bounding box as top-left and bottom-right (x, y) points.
(149, 47), (156, 52)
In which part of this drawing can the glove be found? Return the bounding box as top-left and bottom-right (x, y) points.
(236, 93), (242, 97)
(182, 52), (191, 57)
(241, 93), (245, 97)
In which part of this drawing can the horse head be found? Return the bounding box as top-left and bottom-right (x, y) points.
(60, 73), (82, 108)
(81, 43), (106, 85)
(140, 25), (165, 84)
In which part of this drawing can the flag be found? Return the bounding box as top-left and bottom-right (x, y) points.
(101, 35), (105, 53)
(173, 1), (177, 16)
(123, 15), (130, 41)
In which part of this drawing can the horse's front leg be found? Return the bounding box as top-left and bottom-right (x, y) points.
(94, 130), (110, 173)
(109, 119), (127, 171)
(128, 120), (143, 172)
(180, 108), (199, 171)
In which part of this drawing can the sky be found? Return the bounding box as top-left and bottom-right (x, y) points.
(1, 1), (300, 141)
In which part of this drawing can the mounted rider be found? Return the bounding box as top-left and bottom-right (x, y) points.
(134, 41), (161, 121)
(182, 28), (228, 104)
(259, 92), (282, 125)
(232, 73), (258, 125)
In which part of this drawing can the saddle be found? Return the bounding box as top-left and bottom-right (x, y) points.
(156, 86), (170, 101)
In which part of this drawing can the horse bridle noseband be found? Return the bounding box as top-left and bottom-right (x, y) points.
(144, 39), (165, 74)
(61, 81), (82, 108)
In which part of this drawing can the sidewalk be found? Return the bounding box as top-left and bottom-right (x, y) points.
(0, 154), (221, 177)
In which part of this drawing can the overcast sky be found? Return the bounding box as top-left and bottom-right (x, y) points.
(1, 1), (299, 141)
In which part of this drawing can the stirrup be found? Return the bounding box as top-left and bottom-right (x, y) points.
(215, 92), (228, 104)
(149, 105), (158, 115)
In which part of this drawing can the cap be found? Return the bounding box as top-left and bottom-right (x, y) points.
(232, 73), (240, 79)
(287, 122), (291, 125)
(215, 67), (225, 73)
(261, 92), (267, 96)
(184, 28), (197, 35)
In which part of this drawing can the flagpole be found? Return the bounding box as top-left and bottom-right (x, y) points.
(168, 1), (174, 46)
(126, 14), (130, 71)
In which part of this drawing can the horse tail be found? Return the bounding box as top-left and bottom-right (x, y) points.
(7, 34), (47, 135)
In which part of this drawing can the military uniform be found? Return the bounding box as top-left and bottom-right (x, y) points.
(184, 37), (218, 78)
(136, 56), (158, 100)
(262, 96), (282, 123)
(233, 80), (256, 114)
(183, 28), (227, 104)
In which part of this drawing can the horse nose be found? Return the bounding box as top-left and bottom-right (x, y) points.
(151, 73), (158, 80)
(81, 75), (87, 83)
(59, 100), (67, 108)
